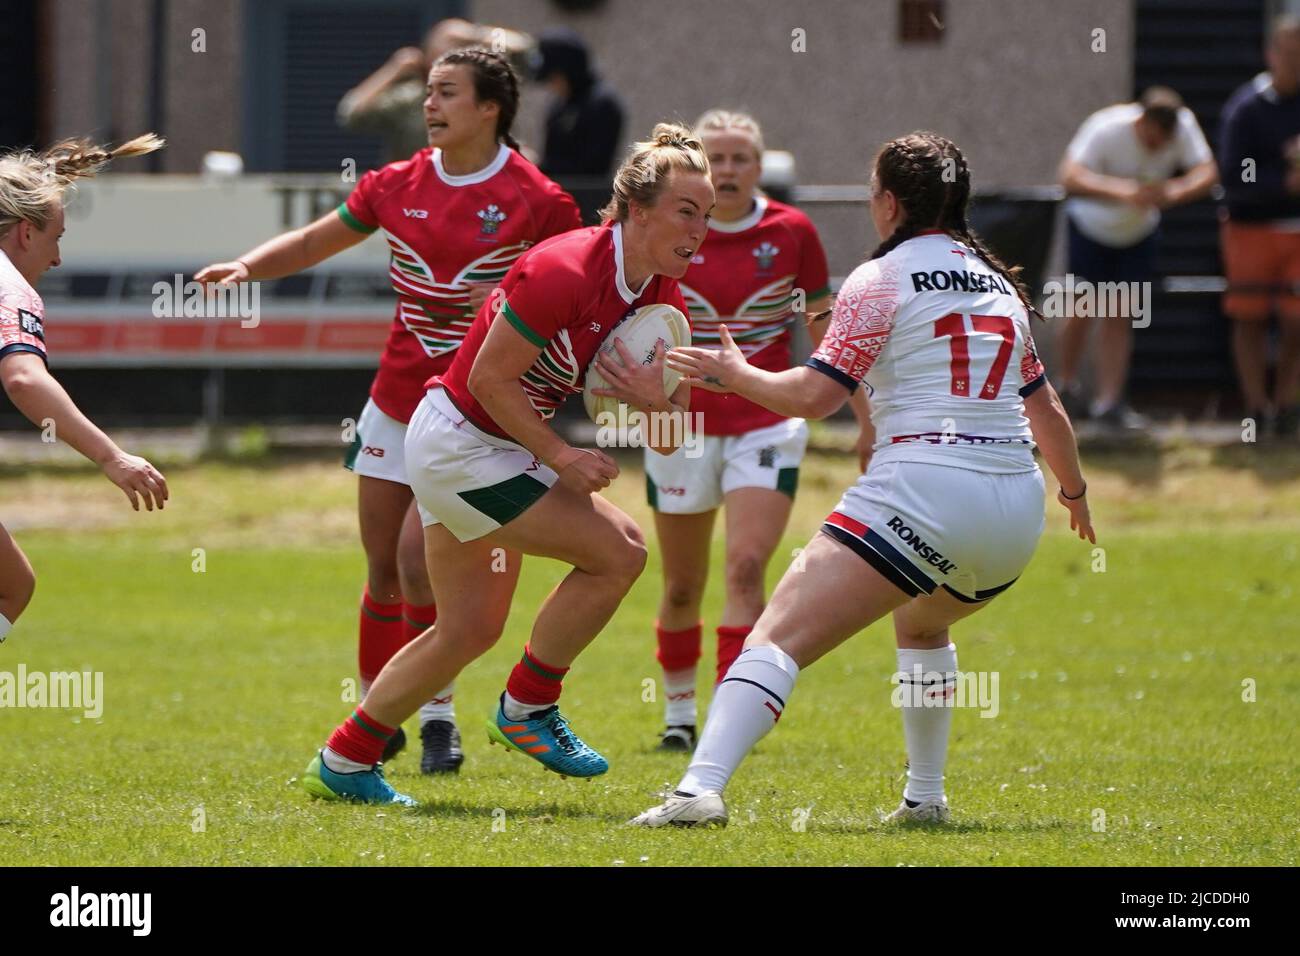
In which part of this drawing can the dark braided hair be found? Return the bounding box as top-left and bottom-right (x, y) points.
(434, 47), (522, 152)
(869, 132), (1040, 319)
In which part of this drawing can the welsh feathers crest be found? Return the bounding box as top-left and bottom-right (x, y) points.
(753, 241), (779, 270)
(477, 204), (507, 235)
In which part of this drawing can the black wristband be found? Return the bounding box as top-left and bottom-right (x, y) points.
(1060, 482), (1087, 500)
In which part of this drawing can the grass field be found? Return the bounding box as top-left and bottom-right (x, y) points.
(1, 437), (1298, 866)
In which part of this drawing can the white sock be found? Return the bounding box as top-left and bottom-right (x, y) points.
(0, 613), (11, 644)
(662, 666), (697, 726)
(677, 644), (799, 796)
(419, 683), (456, 724)
(896, 643), (958, 804)
(502, 690), (551, 721)
(321, 746), (371, 774)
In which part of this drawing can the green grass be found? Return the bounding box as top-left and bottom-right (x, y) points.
(0, 448), (1297, 866)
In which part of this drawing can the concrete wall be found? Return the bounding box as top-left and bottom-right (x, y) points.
(43, 0), (1134, 275)
(46, 0), (242, 173)
(476, 0), (1134, 275)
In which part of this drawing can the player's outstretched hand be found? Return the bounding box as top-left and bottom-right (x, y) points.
(194, 261), (250, 287)
(1057, 488), (1095, 544)
(556, 448), (619, 495)
(665, 324), (750, 394)
(102, 453), (169, 512)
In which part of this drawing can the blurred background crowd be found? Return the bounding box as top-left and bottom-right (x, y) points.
(2, 0), (1298, 442)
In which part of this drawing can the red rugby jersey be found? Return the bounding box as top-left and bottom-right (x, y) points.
(433, 222), (688, 441)
(679, 196), (829, 435)
(340, 143), (582, 422)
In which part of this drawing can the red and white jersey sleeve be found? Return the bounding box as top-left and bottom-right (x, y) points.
(1019, 327), (1046, 393)
(807, 257), (901, 389)
(807, 232), (1045, 474)
(0, 250), (47, 364)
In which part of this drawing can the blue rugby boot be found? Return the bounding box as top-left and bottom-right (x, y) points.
(300, 751), (419, 807)
(486, 695), (609, 778)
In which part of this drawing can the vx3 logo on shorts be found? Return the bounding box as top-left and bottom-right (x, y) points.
(886, 515), (957, 574)
(362, 446), (385, 458)
(658, 485), (686, 496)
(403, 208), (428, 218)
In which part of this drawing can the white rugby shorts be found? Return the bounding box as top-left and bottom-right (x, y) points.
(822, 459), (1045, 602)
(404, 388), (558, 543)
(644, 418), (808, 514)
(344, 398), (409, 485)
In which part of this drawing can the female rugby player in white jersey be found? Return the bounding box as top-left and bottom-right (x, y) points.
(644, 110), (872, 751)
(634, 131), (1095, 827)
(0, 135), (170, 643)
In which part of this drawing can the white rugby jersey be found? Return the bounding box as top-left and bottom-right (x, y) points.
(808, 230), (1046, 474)
(0, 249), (47, 365)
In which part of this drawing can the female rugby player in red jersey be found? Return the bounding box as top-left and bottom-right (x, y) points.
(634, 132), (1095, 827)
(645, 110), (873, 751)
(0, 135), (170, 643)
(197, 50), (581, 773)
(301, 124), (713, 805)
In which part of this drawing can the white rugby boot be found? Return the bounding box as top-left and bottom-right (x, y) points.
(629, 791), (728, 828)
(884, 796), (951, 823)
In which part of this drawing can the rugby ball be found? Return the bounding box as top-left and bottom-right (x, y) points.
(582, 303), (690, 423)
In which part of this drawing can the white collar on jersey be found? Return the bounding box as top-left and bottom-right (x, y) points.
(707, 194), (768, 234)
(913, 230), (965, 246)
(0, 247), (39, 300)
(612, 222), (653, 304)
(1252, 71), (1283, 105)
(430, 142), (511, 186)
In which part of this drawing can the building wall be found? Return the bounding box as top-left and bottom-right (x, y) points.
(43, 0), (1134, 276)
(477, 0), (1134, 275)
(46, 0), (242, 173)
(161, 0), (243, 170)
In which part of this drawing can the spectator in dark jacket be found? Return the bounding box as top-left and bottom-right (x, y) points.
(532, 28), (625, 180)
(1218, 14), (1300, 438)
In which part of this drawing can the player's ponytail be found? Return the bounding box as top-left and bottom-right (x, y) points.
(0, 132), (164, 238)
(437, 47), (521, 151)
(869, 131), (1039, 320)
(600, 122), (711, 223)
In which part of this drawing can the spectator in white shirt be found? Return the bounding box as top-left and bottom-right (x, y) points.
(1056, 86), (1219, 429)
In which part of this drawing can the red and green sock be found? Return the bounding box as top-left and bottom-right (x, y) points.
(358, 587), (406, 695)
(323, 706), (397, 770)
(656, 621), (701, 727)
(502, 644), (569, 720)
